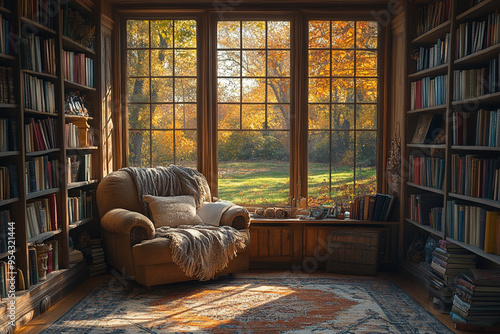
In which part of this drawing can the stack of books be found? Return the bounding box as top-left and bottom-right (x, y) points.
(84, 239), (106, 276)
(429, 240), (477, 309)
(451, 268), (500, 328)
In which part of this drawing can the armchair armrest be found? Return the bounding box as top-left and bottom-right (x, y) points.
(220, 205), (250, 230)
(101, 208), (156, 245)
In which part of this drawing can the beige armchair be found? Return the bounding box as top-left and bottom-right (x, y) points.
(96, 168), (250, 287)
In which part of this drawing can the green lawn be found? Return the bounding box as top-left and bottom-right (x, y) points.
(218, 161), (376, 205)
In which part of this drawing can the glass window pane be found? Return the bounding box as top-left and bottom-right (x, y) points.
(218, 104), (240, 129)
(218, 78), (241, 102)
(308, 131), (332, 205)
(152, 104), (173, 129)
(332, 21), (354, 49)
(242, 51), (266, 77)
(267, 21), (290, 49)
(174, 20), (197, 48)
(127, 78), (150, 103)
(356, 78), (377, 102)
(357, 21), (378, 49)
(309, 78), (330, 103)
(129, 130), (150, 167)
(218, 51), (241, 77)
(152, 130), (173, 166)
(309, 50), (330, 77)
(242, 21), (265, 49)
(128, 104), (150, 129)
(127, 50), (149, 77)
(332, 104), (354, 130)
(309, 21), (330, 48)
(357, 50), (377, 77)
(151, 20), (173, 48)
(151, 78), (173, 102)
(268, 50), (290, 77)
(331, 131), (354, 202)
(267, 104), (289, 130)
(356, 104), (377, 129)
(242, 104), (265, 129)
(331, 78), (354, 103)
(218, 21), (240, 49)
(308, 104), (330, 130)
(151, 50), (173, 76)
(242, 78), (266, 103)
(356, 131), (377, 195)
(175, 104), (197, 129)
(176, 130), (197, 166)
(267, 79), (290, 103)
(331, 50), (354, 76)
(127, 20), (149, 48)
(175, 78), (197, 103)
(174, 50), (197, 76)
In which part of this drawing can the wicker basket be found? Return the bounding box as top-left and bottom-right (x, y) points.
(326, 229), (384, 276)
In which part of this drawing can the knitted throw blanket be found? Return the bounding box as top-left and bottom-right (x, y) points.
(155, 225), (247, 281)
(122, 165), (209, 212)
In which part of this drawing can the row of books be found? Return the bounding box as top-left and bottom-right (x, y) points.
(452, 109), (500, 147)
(349, 193), (396, 222)
(24, 117), (57, 153)
(23, 73), (56, 114)
(25, 156), (59, 194)
(67, 154), (93, 183)
(68, 190), (95, 225)
(65, 122), (86, 148)
(0, 260), (18, 299)
(431, 240), (477, 286)
(0, 164), (18, 200)
(408, 155), (445, 190)
(27, 194), (58, 239)
(83, 239), (106, 276)
(0, 209), (11, 254)
(414, 34), (450, 72)
(20, 35), (57, 75)
(63, 51), (94, 88)
(446, 200), (500, 255)
(451, 269), (500, 327)
(20, 0), (56, 30)
(450, 154), (500, 201)
(410, 75), (447, 110)
(0, 15), (14, 56)
(27, 240), (59, 287)
(408, 194), (443, 230)
(415, 0), (451, 37)
(452, 58), (500, 101)
(0, 118), (17, 151)
(0, 66), (15, 104)
(455, 10), (500, 59)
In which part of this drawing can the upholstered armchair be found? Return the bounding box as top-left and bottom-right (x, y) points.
(96, 167), (250, 287)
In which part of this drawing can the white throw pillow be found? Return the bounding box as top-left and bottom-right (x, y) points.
(196, 200), (234, 226)
(143, 195), (202, 228)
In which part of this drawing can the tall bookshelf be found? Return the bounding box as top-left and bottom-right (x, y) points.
(0, 0), (110, 331)
(403, 0), (500, 269)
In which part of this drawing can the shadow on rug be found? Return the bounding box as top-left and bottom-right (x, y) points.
(41, 274), (453, 333)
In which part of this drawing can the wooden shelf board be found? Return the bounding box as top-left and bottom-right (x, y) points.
(20, 17), (57, 36)
(65, 114), (94, 121)
(406, 143), (446, 149)
(0, 150), (20, 157)
(451, 145), (500, 152)
(0, 5), (11, 15)
(454, 43), (500, 67)
(66, 146), (99, 151)
(412, 20), (451, 45)
(26, 188), (60, 200)
(0, 53), (15, 61)
(250, 218), (400, 225)
(405, 218), (443, 237)
(0, 197), (19, 207)
(21, 69), (58, 80)
(407, 105), (446, 114)
(69, 218), (96, 230)
(0, 103), (17, 109)
(24, 109), (59, 117)
(452, 91), (500, 106)
(448, 193), (500, 209)
(64, 80), (96, 92)
(25, 148), (60, 157)
(406, 182), (445, 195)
(67, 180), (99, 189)
(408, 64), (448, 80)
(457, 0), (498, 22)
(62, 36), (96, 56)
(69, 0), (95, 14)
(446, 237), (500, 265)
(28, 229), (62, 245)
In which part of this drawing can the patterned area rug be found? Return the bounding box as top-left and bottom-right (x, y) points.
(41, 273), (453, 333)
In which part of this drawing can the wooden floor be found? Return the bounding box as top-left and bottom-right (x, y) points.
(16, 269), (479, 334)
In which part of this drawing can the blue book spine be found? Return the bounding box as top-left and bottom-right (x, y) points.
(458, 206), (465, 242)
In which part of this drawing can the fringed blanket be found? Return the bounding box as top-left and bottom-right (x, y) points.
(156, 225), (247, 281)
(122, 165), (209, 212)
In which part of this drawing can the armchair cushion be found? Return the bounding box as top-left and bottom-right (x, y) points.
(144, 194), (202, 228)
